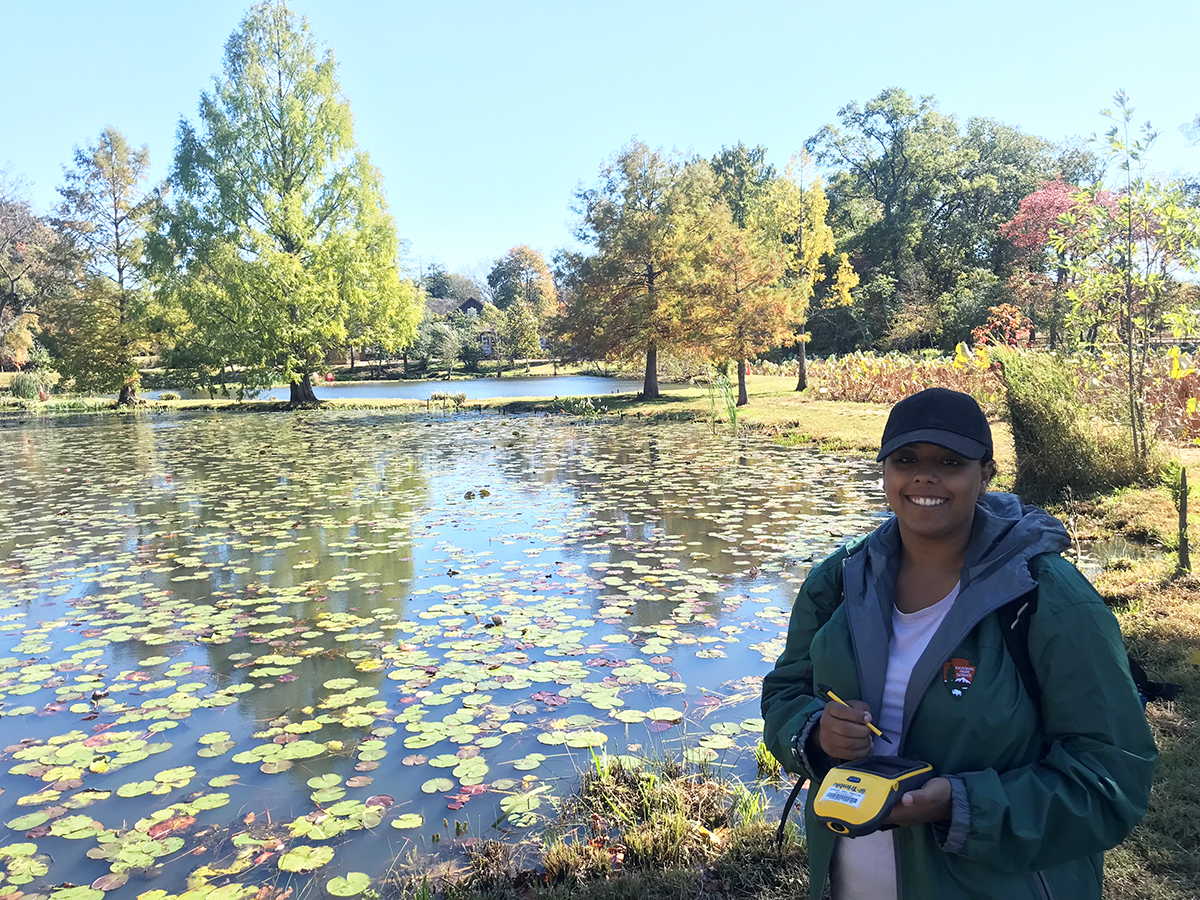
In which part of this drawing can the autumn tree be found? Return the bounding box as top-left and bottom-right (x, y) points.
(694, 204), (792, 405)
(487, 245), (557, 320)
(149, 1), (419, 404)
(50, 127), (158, 404)
(560, 141), (716, 399)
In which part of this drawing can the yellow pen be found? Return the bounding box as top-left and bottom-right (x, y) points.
(819, 684), (894, 745)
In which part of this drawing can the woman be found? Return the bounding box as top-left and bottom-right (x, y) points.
(761, 387), (1157, 900)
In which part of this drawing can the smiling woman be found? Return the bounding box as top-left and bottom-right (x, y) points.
(761, 387), (1158, 900)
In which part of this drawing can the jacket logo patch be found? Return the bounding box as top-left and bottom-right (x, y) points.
(942, 657), (976, 697)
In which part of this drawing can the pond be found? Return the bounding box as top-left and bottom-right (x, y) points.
(142, 375), (645, 403)
(0, 411), (886, 897)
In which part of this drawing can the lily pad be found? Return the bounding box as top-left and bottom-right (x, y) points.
(326, 872), (371, 896)
(278, 844), (335, 872)
(390, 813), (423, 829)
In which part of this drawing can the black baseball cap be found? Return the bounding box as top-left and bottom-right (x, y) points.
(876, 388), (992, 462)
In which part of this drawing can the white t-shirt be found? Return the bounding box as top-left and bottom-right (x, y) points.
(830, 582), (960, 900)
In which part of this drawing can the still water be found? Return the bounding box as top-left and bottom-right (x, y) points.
(0, 411), (886, 894)
(143, 375), (644, 402)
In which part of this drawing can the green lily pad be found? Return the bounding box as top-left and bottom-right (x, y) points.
(6, 811), (50, 830)
(326, 872), (371, 896)
(420, 778), (454, 794)
(278, 844), (335, 872)
(391, 813), (423, 829)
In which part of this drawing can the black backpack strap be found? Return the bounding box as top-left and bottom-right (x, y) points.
(775, 776), (805, 850)
(1127, 656), (1183, 703)
(997, 588), (1041, 708)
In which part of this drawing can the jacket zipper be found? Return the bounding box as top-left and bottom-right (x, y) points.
(1032, 871), (1055, 900)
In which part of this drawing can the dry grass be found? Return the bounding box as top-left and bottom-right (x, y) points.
(392, 755), (812, 900)
(1060, 488), (1200, 900)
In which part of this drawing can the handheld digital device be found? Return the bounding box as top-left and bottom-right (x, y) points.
(812, 756), (934, 837)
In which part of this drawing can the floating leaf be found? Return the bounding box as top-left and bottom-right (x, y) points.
(390, 813), (423, 829)
(421, 778), (454, 794)
(326, 872), (371, 896)
(278, 844), (335, 872)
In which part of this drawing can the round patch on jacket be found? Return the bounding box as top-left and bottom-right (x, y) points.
(942, 657), (976, 697)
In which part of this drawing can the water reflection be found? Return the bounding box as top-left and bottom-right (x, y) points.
(0, 411), (887, 892)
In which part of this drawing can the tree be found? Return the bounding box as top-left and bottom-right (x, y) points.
(51, 127), (157, 404)
(999, 177), (1088, 348)
(498, 299), (541, 371)
(487, 245), (556, 319)
(809, 88), (1066, 349)
(710, 142), (776, 229)
(149, 1), (419, 404)
(694, 203), (793, 405)
(1055, 92), (1200, 461)
(561, 140), (716, 399)
(423, 263), (481, 303)
(0, 171), (67, 345)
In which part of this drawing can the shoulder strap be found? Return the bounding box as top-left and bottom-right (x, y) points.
(998, 587), (1041, 708)
(1001, 559), (1183, 708)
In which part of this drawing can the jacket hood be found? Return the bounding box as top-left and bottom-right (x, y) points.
(861, 491), (1071, 593)
(842, 492), (1072, 741)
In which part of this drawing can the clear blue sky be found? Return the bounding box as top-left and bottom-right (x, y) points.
(6, 0), (1198, 277)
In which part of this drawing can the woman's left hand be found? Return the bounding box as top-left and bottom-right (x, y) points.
(884, 776), (952, 827)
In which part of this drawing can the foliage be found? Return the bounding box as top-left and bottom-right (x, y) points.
(808, 87), (1073, 350)
(488, 245), (557, 319)
(709, 142), (776, 230)
(424, 263), (481, 303)
(149, 1), (419, 405)
(0, 171), (72, 344)
(995, 348), (1150, 500)
(1053, 92), (1200, 461)
(498, 299), (541, 368)
(558, 140), (719, 399)
(693, 202), (793, 405)
(971, 303), (1033, 347)
(50, 127), (157, 403)
(750, 348), (1002, 412)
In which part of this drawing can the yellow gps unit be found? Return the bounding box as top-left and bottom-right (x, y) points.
(812, 756), (934, 837)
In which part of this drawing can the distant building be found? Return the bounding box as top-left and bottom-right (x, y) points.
(425, 296), (484, 317)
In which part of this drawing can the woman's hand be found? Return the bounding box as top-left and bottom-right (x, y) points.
(884, 776), (952, 827)
(815, 698), (876, 760)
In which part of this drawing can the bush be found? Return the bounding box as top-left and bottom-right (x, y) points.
(10, 372), (41, 399)
(996, 349), (1153, 501)
(158, 391), (180, 401)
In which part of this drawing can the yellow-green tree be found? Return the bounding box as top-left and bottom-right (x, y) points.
(743, 155), (854, 391)
(149, 2), (419, 404)
(54, 126), (158, 404)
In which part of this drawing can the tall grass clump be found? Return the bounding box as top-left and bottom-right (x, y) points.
(996, 349), (1152, 501)
(9, 371), (41, 399)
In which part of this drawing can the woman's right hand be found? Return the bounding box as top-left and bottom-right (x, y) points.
(816, 698), (876, 759)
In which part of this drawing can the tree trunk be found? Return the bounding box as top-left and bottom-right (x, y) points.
(403, 353), (408, 376)
(289, 376), (318, 405)
(795, 339), (808, 391)
(642, 340), (660, 399)
(736, 358), (749, 406)
(349, 345), (355, 371)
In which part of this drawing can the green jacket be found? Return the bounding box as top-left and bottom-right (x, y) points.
(761, 493), (1157, 900)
